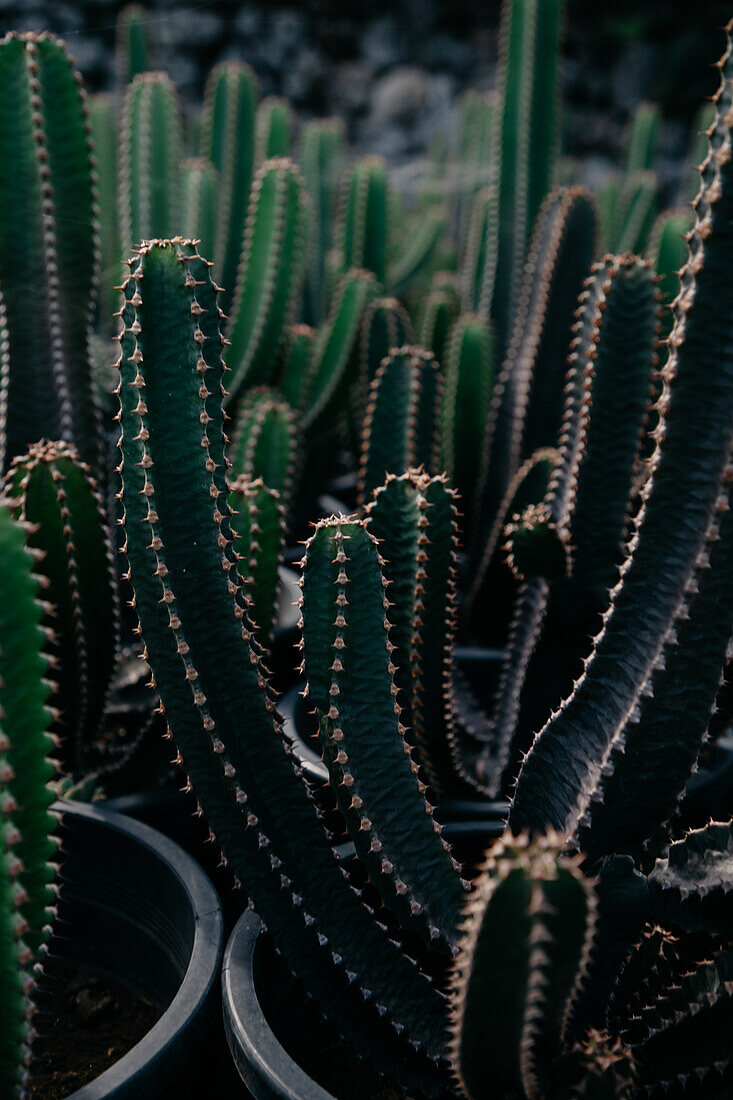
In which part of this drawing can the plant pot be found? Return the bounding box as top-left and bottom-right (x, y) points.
(45, 800), (224, 1099)
(222, 910), (336, 1100)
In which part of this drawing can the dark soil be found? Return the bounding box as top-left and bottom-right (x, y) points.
(27, 969), (160, 1099)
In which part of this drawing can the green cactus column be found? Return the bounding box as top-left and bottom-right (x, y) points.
(89, 93), (120, 335)
(6, 441), (119, 777)
(181, 158), (218, 266)
(228, 388), (298, 516)
(255, 96), (293, 166)
(300, 118), (347, 325)
(337, 156), (390, 285)
(228, 475), (284, 650)
(200, 61), (258, 316)
(116, 5), (150, 87)
(0, 32), (101, 473)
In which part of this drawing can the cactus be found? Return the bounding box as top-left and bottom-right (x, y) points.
(440, 315), (494, 537)
(388, 209), (447, 299)
(0, 32), (101, 474)
(417, 287), (461, 366)
(510, 29), (733, 838)
(89, 93), (120, 335)
(228, 388), (298, 516)
(454, 91), (497, 261)
(336, 156), (390, 285)
(119, 71), (183, 254)
(181, 158), (218, 265)
(225, 158), (310, 403)
(612, 169), (658, 254)
(683, 100), (716, 202)
(365, 470), (462, 797)
(625, 102), (660, 176)
(116, 4), (150, 87)
(278, 323), (315, 409)
(199, 61), (258, 317)
(356, 297), (413, 424)
(228, 476), (284, 650)
(300, 118), (347, 326)
(5, 441), (119, 778)
(117, 238), (453, 1092)
(254, 95), (293, 167)
(0, 497), (56, 1098)
(358, 346), (442, 507)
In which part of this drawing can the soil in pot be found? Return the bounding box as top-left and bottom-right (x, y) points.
(27, 967), (161, 1099)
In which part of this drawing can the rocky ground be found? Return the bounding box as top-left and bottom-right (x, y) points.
(0, 0), (729, 203)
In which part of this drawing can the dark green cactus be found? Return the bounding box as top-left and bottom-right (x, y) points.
(454, 91), (497, 262)
(336, 156), (390, 285)
(181, 158), (218, 266)
(278, 323), (315, 409)
(225, 157), (310, 403)
(300, 513), (465, 948)
(0, 496), (56, 1098)
(358, 346), (442, 507)
(356, 296), (413, 421)
(440, 315), (494, 537)
(89, 93), (120, 335)
(6, 440), (119, 778)
(116, 238), (451, 1093)
(0, 32), (101, 473)
(254, 95), (293, 167)
(364, 470), (462, 797)
(417, 287), (461, 366)
(683, 100), (716, 203)
(228, 475), (285, 650)
(510, 29), (733, 838)
(228, 388), (298, 516)
(388, 209), (446, 299)
(300, 118), (347, 326)
(116, 4), (150, 87)
(625, 102), (660, 176)
(612, 169), (658, 255)
(199, 61), (258, 317)
(119, 71), (183, 254)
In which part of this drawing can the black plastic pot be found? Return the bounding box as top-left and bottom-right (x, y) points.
(48, 800), (224, 1099)
(222, 910), (336, 1100)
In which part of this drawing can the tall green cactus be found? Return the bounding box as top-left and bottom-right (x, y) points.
(278, 323), (314, 409)
(116, 238), (450, 1092)
(181, 158), (218, 265)
(355, 297), (413, 427)
(255, 96), (293, 166)
(455, 91), (497, 263)
(119, 71), (183, 253)
(225, 158), (310, 403)
(89, 93), (120, 334)
(300, 118), (347, 326)
(358, 346), (442, 506)
(6, 441), (119, 778)
(199, 61), (258, 316)
(510, 29), (733, 837)
(364, 470), (462, 797)
(301, 514), (465, 949)
(0, 497), (56, 1098)
(336, 156), (390, 285)
(0, 32), (101, 473)
(116, 4), (150, 87)
(228, 388), (298, 516)
(441, 315), (494, 537)
(228, 475), (284, 650)
(417, 287), (461, 366)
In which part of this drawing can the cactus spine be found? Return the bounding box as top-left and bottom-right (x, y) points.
(0, 32), (101, 473)
(200, 61), (258, 316)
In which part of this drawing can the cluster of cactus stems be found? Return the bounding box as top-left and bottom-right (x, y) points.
(3, 0), (733, 1097)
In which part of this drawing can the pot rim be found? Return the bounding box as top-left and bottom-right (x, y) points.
(52, 799), (223, 1100)
(222, 909), (336, 1100)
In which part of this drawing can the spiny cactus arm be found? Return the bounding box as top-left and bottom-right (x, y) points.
(119, 71), (183, 252)
(613, 169), (658, 254)
(358, 347), (442, 508)
(228, 476), (284, 651)
(225, 158), (310, 402)
(300, 268), (376, 430)
(228, 388), (298, 515)
(441, 315), (494, 537)
(597, 180), (620, 255)
(117, 239), (448, 1080)
(336, 156), (390, 285)
(255, 96), (293, 166)
(0, 820), (34, 1099)
(354, 296), (413, 428)
(300, 118), (347, 326)
(472, 187), (595, 568)
(278, 323), (314, 409)
(181, 158), (218, 265)
(462, 185), (497, 315)
(388, 210), (446, 298)
(6, 442), (119, 778)
(300, 515), (465, 949)
(417, 288), (460, 366)
(578, 455), (733, 864)
(647, 208), (693, 339)
(448, 833), (596, 1100)
(510, 30), (733, 837)
(492, 0), (564, 350)
(647, 822), (733, 936)
(625, 102), (660, 175)
(199, 61), (258, 317)
(0, 32), (101, 473)
(365, 471), (462, 798)
(116, 4), (149, 86)
(455, 90), (496, 262)
(89, 93), (120, 334)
